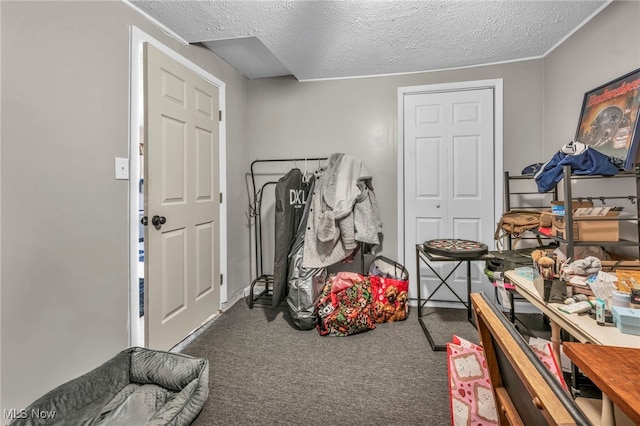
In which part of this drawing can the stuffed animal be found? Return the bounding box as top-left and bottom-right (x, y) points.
(531, 249), (546, 264)
(536, 255), (556, 279)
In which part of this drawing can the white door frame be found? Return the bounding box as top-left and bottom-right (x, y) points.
(128, 26), (227, 347)
(397, 79), (504, 265)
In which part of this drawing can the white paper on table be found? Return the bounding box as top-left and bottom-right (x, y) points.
(590, 271), (617, 309)
(569, 275), (589, 287)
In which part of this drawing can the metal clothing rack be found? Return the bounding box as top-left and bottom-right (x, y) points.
(247, 157), (328, 308)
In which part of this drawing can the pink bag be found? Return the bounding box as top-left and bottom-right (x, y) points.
(447, 336), (499, 426)
(528, 338), (569, 391)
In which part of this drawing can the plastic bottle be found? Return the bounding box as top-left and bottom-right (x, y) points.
(595, 298), (605, 326)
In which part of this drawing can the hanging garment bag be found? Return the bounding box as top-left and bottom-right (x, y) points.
(286, 234), (327, 330)
(272, 168), (309, 308)
(286, 176), (327, 329)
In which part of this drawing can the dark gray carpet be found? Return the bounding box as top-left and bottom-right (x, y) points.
(181, 300), (477, 426)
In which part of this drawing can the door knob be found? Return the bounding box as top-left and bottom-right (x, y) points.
(140, 216), (148, 226)
(151, 215), (166, 229)
(435, 204), (441, 208)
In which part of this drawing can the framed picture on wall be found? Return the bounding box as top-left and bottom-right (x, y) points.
(575, 67), (640, 170)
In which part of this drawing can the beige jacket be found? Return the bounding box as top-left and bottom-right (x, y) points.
(302, 153), (382, 268)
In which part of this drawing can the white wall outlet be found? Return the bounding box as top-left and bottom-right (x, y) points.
(115, 157), (129, 180)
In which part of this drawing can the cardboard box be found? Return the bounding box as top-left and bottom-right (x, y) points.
(550, 200), (593, 216)
(601, 252), (640, 272)
(539, 209), (554, 228)
(552, 206), (621, 242)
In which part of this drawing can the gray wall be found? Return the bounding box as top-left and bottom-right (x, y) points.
(543, 0), (640, 157)
(543, 0), (640, 249)
(1, 0), (638, 417)
(0, 1), (250, 413)
(247, 0), (640, 268)
(248, 57), (545, 262)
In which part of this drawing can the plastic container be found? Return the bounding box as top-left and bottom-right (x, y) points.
(611, 290), (630, 308)
(595, 298), (606, 326)
(611, 306), (640, 336)
(514, 266), (534, 280)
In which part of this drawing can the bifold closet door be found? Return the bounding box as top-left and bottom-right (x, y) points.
(403, 88), (495, 302)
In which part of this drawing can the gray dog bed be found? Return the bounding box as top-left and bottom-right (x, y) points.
(10, 347), (209, 425)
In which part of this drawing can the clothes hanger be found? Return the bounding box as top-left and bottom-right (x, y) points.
(302, 158), (311, 182)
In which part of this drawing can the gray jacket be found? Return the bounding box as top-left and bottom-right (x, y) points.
(302, 153), (382, 268)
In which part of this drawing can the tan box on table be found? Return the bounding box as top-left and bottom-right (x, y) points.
(551, 203), (621, 242)
(601, 252), (640, 272)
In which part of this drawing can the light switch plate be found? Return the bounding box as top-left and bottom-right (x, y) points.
(115, 157), (129, 180)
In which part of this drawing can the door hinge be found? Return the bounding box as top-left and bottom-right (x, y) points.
(219, 192), (223, 203)
(220, 273), (223, 286)
(219, 110), (222, 121)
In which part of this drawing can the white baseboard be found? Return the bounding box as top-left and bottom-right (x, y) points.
(243, 284), (265, 297)
(171, 288), (250, 353)
(408, 298), (540, 314)
(409, 300), (468, 310)
(220, 287), (251, 312)
(171, 312), (222, 352)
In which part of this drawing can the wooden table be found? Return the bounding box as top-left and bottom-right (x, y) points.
(507, 270), (640, 425)
(563, 342), (640, 426)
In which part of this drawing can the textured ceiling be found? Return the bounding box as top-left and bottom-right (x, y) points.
(130, 0), (610, 81)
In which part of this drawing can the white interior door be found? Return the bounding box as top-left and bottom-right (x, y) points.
(144, 43), (220, 350)
(403, 88), (495, 305)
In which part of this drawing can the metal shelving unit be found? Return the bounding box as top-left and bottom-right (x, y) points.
(503, 170), (559, 250)
(557, 164), (640, 263)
